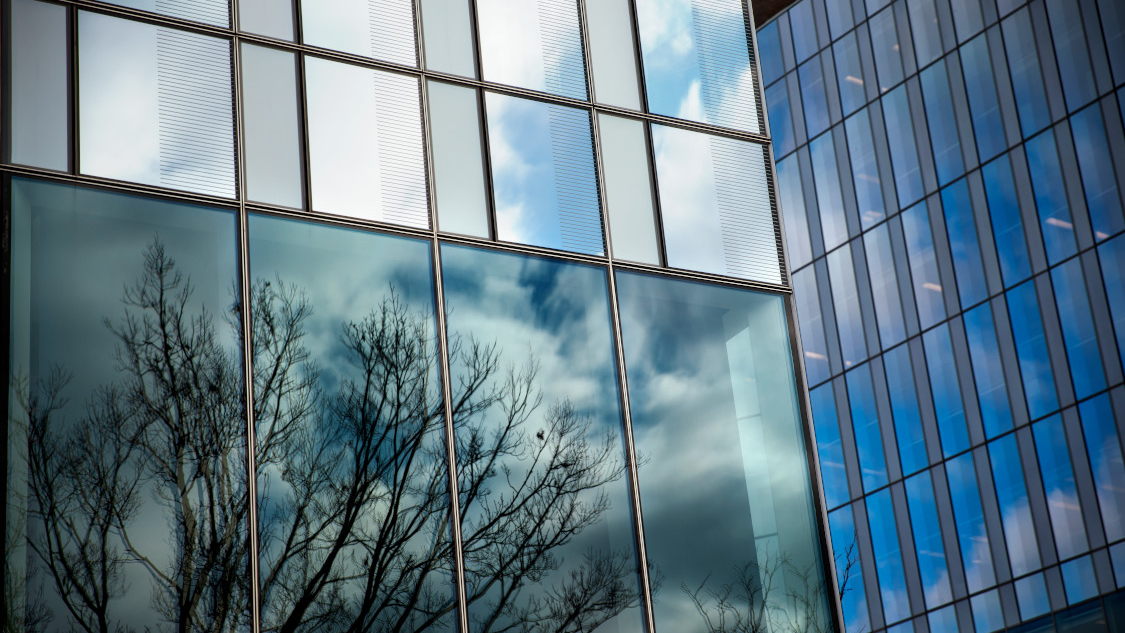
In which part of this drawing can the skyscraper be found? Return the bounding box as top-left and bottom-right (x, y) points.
(756, 0), (1125, 631)
(3, 1), (839, 632)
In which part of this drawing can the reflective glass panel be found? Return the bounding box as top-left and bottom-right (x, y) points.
(870, 6), (904, 92)
(789, 0), (818, 62)
(486, 93), (603, 255)
(1103, 0), (1125, 84)
(238, 0), (294, 39)
(428, 81), (489, 238)
(811, 133), (849, 251)
(599, 114), (659, 265)
(7, 177), (243, 631)
(777, 154), (812, 269)
(921, 61), (965, 186)
(1033, 415), (1089, 559)
(104, 0), (227, 25)
(827, 0), (855, 39)
(834, 33), (867, 116)
(442, 246), (643, 633)
(1099, 236), (1125, 368)
(907, 0), (941, 66)
(241, 43), (303, 208)
(949, 0), (984, 41)
(768, 79), (795, 156)
(961, 34), (1006, 161)
(759, 21), (785, 86)
(1061, 556), (1098, 605)
(964, 304), (1013, 438)
(79, 12), (235, 197)
(800, 56), (830, 139)
(636, 0), (761, 133)
(1078, 395), (1125, 543)
(652, 125), (781, 283)
(1006, 281), (1059, 419)
(420, 0), (477, 77)
(1070, 104), (1125, 241)
(946, 452), (996, 592)
(982, 154), (1032, 286)
(848, 364), (889, 492)
(988, 434), (1040, 576)
(1046, 0), (1096, 113)
(1016, 574), (1051, 620)
(1051, 259), (1106, 400)
(586, 0), (642, 109)
(883, 86), (925, 208)
(942, 179), (988, 308)
(829, 506), (871, 633)
(902, 201), (946, 328)
(306, 58), (428, 227)
(794, 267), (831, 384)
(924, 325), (970, 457)
(928, 605), (959, 633)
(828, 246), (868, 369)
(8, 0), (67, 171)
(301, 0), (417, 66)
(1002, 9), (1050, 137)
(847, 109), (887, 229)
(1025, 131), (1079, 264)
(812, 384), (849, 509)
(906, 471), (953, 608)
(885, 345), (928, 475)
(248, 216), (454, 632)
(617, 272), (829, 633)
(477, 0), (587, 99)
(971, 590), (1004, 633)
(867, 489), (911, 624)
(865, 225), (906, 346)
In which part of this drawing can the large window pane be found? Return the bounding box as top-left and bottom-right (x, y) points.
(902, 201), (946, 328)
(778, 155), (812, 269)
(8, 0), (67, 171)
(7, 177), (243, 632)
(248, 216), (454, 632)
(828, 245), (868, 369)
(885, 344), (929, 475)
(835, 33), (867, 116)
(486, 93), (603, 255)
(768, 80), (795, 156)
(586, 0), (642, 109)
(883, 86), (925, 208)
(867, 489), (911, 624)
(949, 0), (984, 41)
(443, 246), (643, 633)
(428, 81), (489, 237)
(1070, 104), (1125, 241)
(982, 154), (1032, 286)
(794, 267), (831, 384)
(1099, 236), (1125, 369)
(921, 61), (965, 187)
(1045, 0), (1096, 113)
(477, 0), (587, 99)
(924, 325), (970, 457)
(1006, 281), (1060, 419)
(800, 56), (830, 139)
(811, 133), (849, 251)
(652, 125), (781, 283)
(964, 304), (1014, 438)
(946, 453), (996, 593)
(989, 434), (1040, 576)
(961, 34), (1006, 161)
(942, 180), (988, 308)
(830, 506), (872, 633)
(870, 6), (904, 92)
(1078, 395), (1125, 543)
(1051, 259), (1107, 400)
(636, 0), (761, 133)
(1025, 131), (1079, 264)
(846, 109), (887, 230)
(79, 12), (235, 197)
(241, 44), (303, 208)
(1033, 415), (1089, 559)
(907, 0), (941, 67)
(306, 58), (428, 227)
(812, 384), (850, 509)
(865, 225), (906, 347)
(104, 0), (227, 26)
(420, 0), (477, 77)
(848, 364), (890, 492)
(1002, 9), (1050, 137)
(617, 272), (829, 633)
(906, 471), (953, 608)
(301, 0), (417, 66)
(238, 0), (294, 39)
(599, 114), (659, 264)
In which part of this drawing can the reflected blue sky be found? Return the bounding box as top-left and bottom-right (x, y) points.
(477, 0), (586, 99)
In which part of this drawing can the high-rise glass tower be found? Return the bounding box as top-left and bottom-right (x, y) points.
(757, 0), (1125, 631)
(3, 1), (839, 632)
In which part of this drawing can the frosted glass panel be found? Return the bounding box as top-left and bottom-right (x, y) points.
(428, 81), (489, 237)
(598, 114), (659, 264)
(241, 44), (303, 208)
(420, 0), (477, 77)
(239, 0), (293, 39)
(8, 0), (68, 171)
(586, 0), (642, 109)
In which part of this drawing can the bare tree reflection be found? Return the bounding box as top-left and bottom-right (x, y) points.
(7, 239), (638, 633)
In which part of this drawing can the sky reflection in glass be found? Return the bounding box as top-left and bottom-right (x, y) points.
(477, 0), (587, 99)
(1033, 415), (1089, 559)
(987, 434), (1040, 576)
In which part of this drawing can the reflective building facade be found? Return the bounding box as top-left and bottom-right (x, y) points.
(758, 0), (1125, 630)
(2, 1), (839, 632)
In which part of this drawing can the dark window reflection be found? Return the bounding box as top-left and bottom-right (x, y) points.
(7, 178), (245, 631)
(617, 272), (830, 633)
(247, 215), (456, 632)
(441, 245), (643, 633)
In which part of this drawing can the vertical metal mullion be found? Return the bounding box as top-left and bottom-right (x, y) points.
(476, 87), (498, 242)
(1, 0), (13, 164)
(419, 76), (439, 233)
(576, 0), (595, 103)
(0, 173), (11, 631)
(430, 239), (471, 633)
(230, 27), (263, 633)
(69, 3), (79, 174)
(413, 0), (425, 71)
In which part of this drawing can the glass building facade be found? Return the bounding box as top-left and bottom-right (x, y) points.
(2, 1), (839, 632)
(758, 0), (1125, 631)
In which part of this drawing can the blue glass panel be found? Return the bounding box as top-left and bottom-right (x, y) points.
(827, 0), (854, 39)
(1078, 394), (1125, 542)
(902, 201), (946, 328)
(972, 589), (1004, 633)
(865, 226), (906, 347)
(846, 108), (887, 229)
(946, 452), (997, 592)
(828, 246), (868, 369)
(1015, 573), (1051, 620)
(988, 434), (1041, 576)
(982, 154), (1032, 286)
(800, 57), (831, 138)
(961, 35), (1006, 160)
(1025, 131), (1079, 264)
(1002, 9), (1050, 137)
(636, 0), (761, 133)
(1099, 236), (1125, 369)
(949, 0), (984, 42)
(942, 179), (988, 308)
(1006, 281), (1059, 419)
(794, 268), (831, 384)
(1103, 0), (1125, 85)
(907, 0), (941, 67)
(778, 155), (811, 268)
(759, 21), (785, 86)
(883, 86), (925, 208)
(964, 304), (1013, 438)
(867, 0), (891, 17)
(1070, 104), (1125, 241)
(811, 133), (849, 251)
(1033, 415), (1089, 559)
(790, 0), (819, 62)
(848, 364), (890, 491)
(921, 61), (965, 186)
(885, 345), (928, 475)
(835, 33), (867, 116)
(1113, 542), (1125, 589)
(867, 489), (911, 624)
(870, 6), (904, 92)
(768, 81), (796, 157)
(617, 271), (829, 632)
(813, 384), (850, 509)
(1045, 0), (1096, 113)
(485, 93), (603, 255)
(924, 325), (970, 457)
(905, 471), (953, 607)
(1061, 556), (1099, 605)
(928, 604), (959, 633)
(442, 245), (643, 632)
(1051, 259), (1107, 400)
(829, 506), (872, 633)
